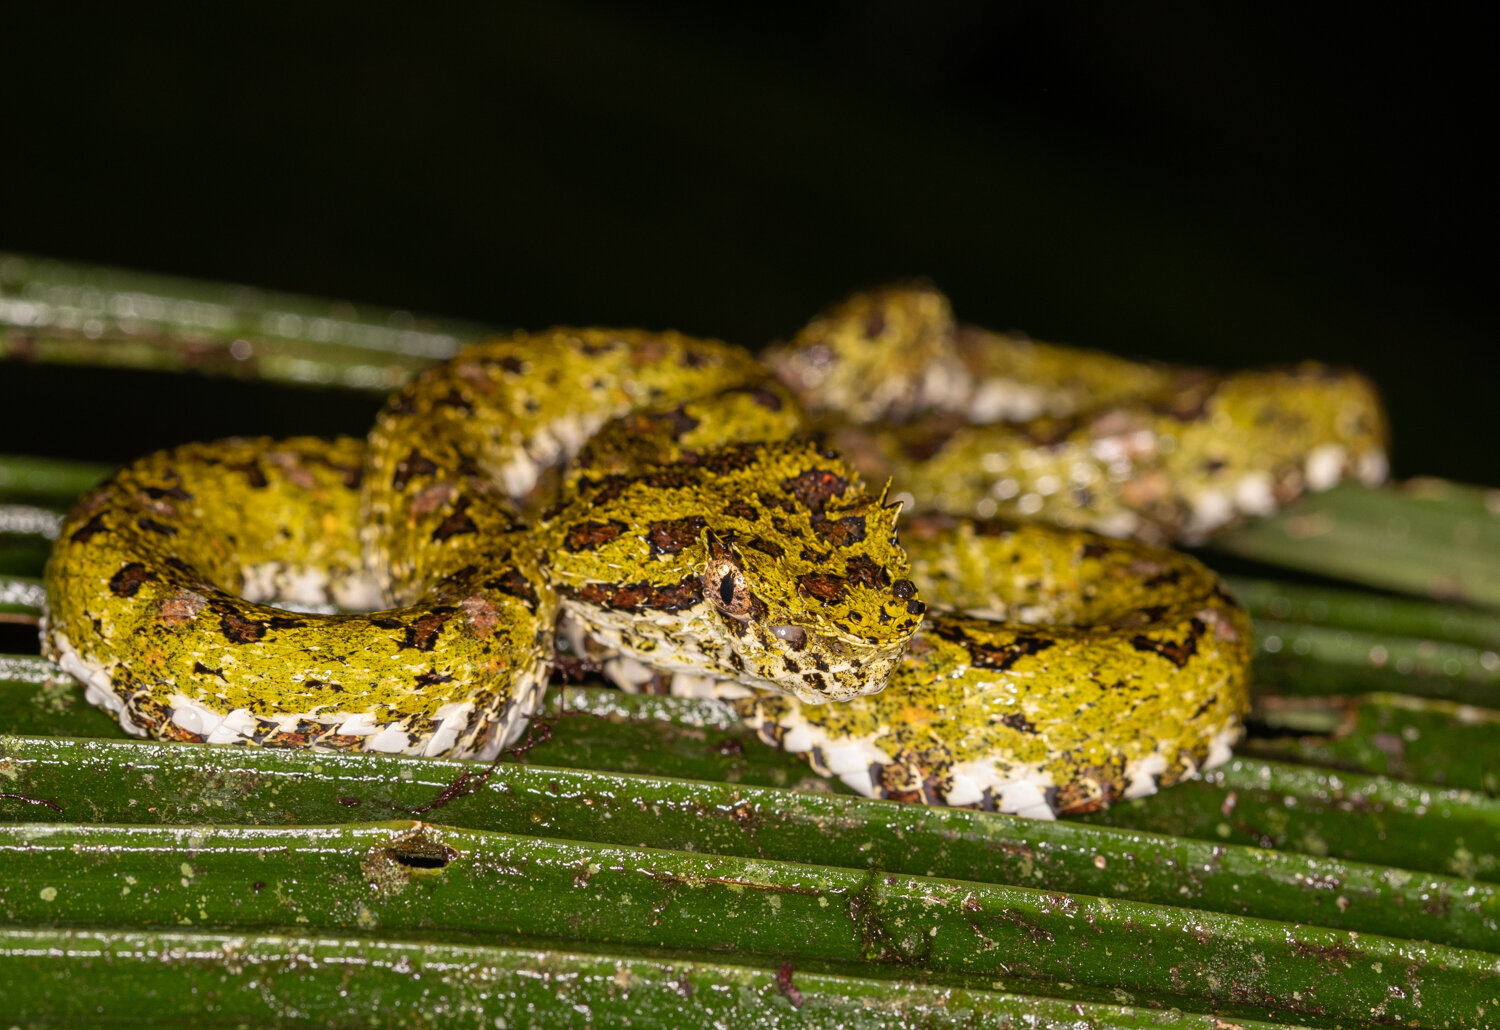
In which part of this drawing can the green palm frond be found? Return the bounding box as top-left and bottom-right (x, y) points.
(3, 254), (1496, 1028)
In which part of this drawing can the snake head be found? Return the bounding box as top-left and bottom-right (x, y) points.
(690, 449), (927, 704)
(548, 441), (925, 705)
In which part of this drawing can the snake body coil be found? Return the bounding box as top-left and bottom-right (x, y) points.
(42, 284), (1387, 816)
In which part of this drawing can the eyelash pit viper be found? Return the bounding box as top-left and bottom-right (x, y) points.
(41, 282), (1387, 817)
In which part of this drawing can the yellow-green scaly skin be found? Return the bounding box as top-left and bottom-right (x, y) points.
(739, 516), (1251, 815)
(773, 283), (1389, 544)
(43, 283), (1386, 815)
(544, 439), (921, 704)
(43, 327), (918, 759)
(42, 437), (548, 757)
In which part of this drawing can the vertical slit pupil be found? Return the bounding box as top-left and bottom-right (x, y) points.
(718, 574), (737, 606)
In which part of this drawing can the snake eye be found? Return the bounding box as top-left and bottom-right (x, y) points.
(769, 624), (807, 650)
(704, 558), (753, 620)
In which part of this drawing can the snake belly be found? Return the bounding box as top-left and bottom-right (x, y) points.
(42, 282), (1385, 812)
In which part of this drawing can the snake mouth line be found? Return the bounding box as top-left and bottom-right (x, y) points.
(568, 592), (910, 704)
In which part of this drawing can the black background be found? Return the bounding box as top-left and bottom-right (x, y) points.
(3, 5), (1494, 483)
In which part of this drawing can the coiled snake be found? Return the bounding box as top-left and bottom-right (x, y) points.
(42, 283), (1387, 817)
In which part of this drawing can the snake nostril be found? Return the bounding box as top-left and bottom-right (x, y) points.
(769, 624), (807, 650)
